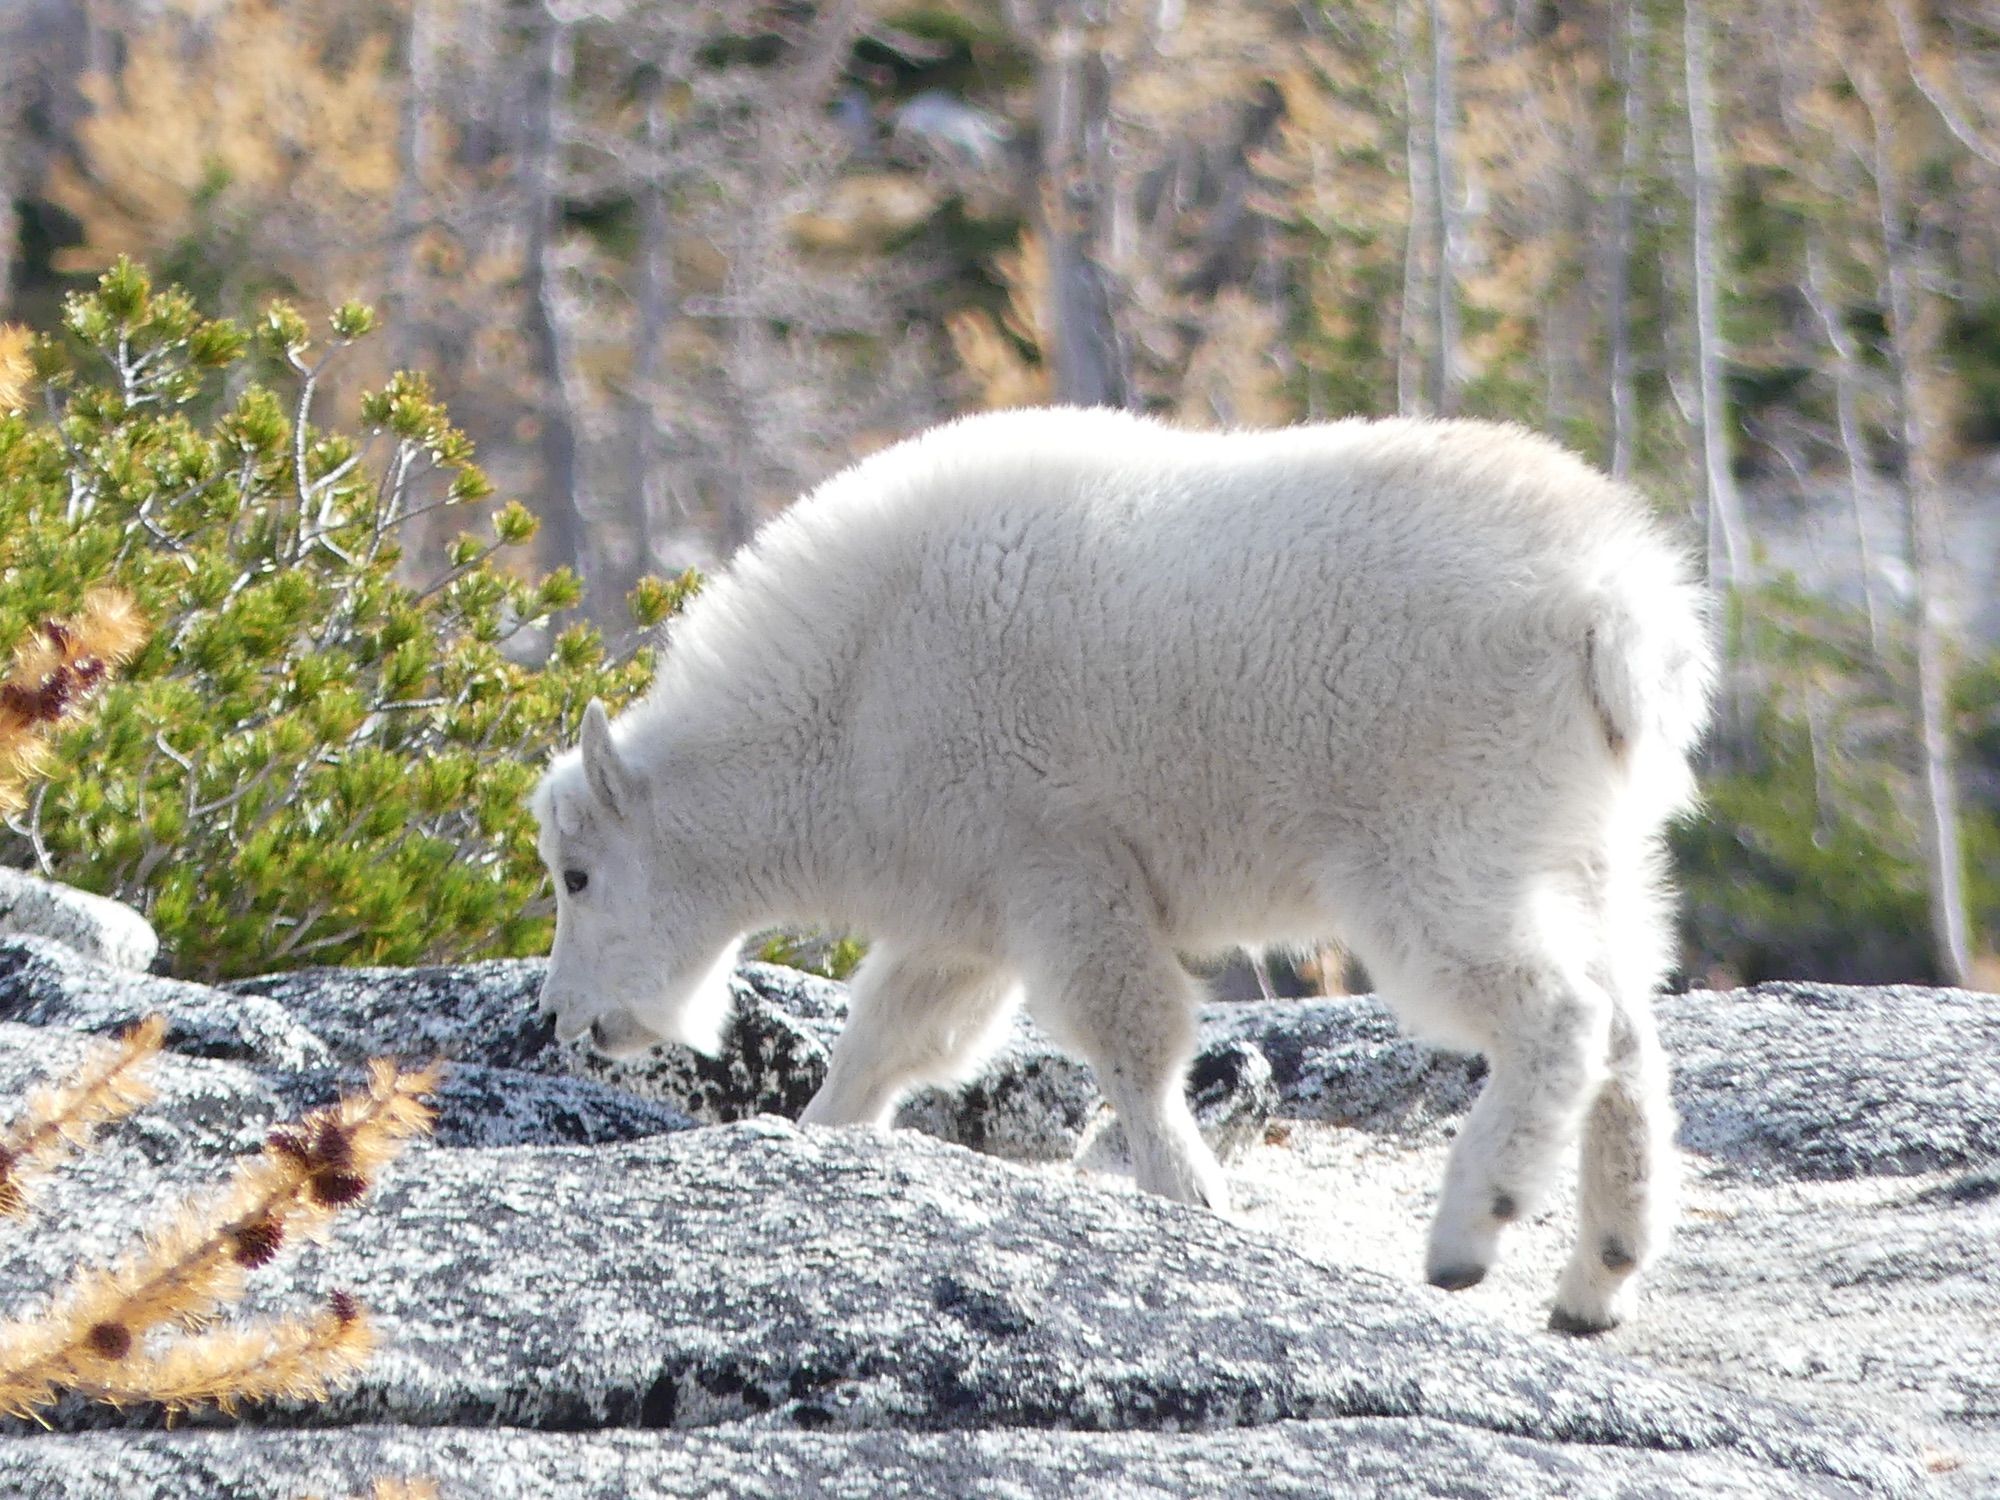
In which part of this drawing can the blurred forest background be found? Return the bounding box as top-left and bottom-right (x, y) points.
(4, 0), (2000, 990)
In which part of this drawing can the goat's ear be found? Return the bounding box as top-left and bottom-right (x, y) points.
(579, 699), (637, 819)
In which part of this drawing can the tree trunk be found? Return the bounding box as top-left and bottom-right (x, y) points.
(1394, 0), (1431, 417)
(388, 0), (442, 577)
(712, 0), (868, 555)
(390, 0), (438, 365)
(0, 3), (42, 313)
(1682, 0), (1745, 592)
(0, 140), (17, 315)
(618, 59), (677, 603)
(1032, 6), (1130, 408)
(1607, 0), (1650, 479)
(520, 6), (588, 584)
(1800, 239), (1887, 658)
(1427, 0), (1461, 415)
(1039, 24), (1127, 407)
(1859, 59), (1973, 985)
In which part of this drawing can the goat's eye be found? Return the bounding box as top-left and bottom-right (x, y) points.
(563, 869), (588, 896)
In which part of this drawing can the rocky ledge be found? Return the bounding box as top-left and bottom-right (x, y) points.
(0, 932), (1992, 1497)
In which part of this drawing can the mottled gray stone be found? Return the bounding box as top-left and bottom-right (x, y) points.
(0, 1021), (691, 1163)
(0, 867), (158, 972)
(1650, 1166), (2000, 1490)
(228, 957), (1273, 1164)
(0, 1416), (1891, 1499)
(22, 942), (1997, 1186)
(1077, 1036), (1281, 1172)
(1227, 1114), (1998, 1494)
(1187, 1037), (1281, 1157)
(899, 1011), (1271, 1164)
(1, 942), (1987, 1496)
(230, 957), (844, 1119)
(0, 1122), (1926, 1497)
(1203, 996), (1485, 1136)
(0, 1021), (286, 1168)
(13, 941), (1995, 1185)
(1209, 982), (2000, 1180)
(892, 1026), (1103, 1162)
(0, 937), (332, 1072)
(1665, 982), (2000, 1179)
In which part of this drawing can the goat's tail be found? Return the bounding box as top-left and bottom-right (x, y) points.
(1573, 560), (1716, 1009)
(1583, 566), (1717, 816)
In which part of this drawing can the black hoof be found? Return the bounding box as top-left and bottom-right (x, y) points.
(1428, 1263), (1488, 1292)
(1548, 1305), (1615, 1337)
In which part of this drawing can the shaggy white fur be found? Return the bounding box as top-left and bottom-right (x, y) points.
(530, 406), (1715, 1332)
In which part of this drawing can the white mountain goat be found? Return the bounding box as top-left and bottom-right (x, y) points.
(530, 407), (1715, 1332)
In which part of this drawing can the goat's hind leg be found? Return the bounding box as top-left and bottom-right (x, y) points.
(1550, 996), (1676, 1333)
(800, 945), (1016, 1127)
(1424, 958), (1612, 1296)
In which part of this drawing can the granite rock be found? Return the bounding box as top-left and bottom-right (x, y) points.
(228, 956), (1272, 1163)
(1209, 981), (2000, 1181)
(0, 868), (158, 972)
(1203, 996), (1485, 1135)
(1662, 981), (2000, 1179)
(0, 1122), (1926, 1497)
(0, 940), (1987, 1496)
(0, 937), (332, 1072)
(0, 1396), (1902, 1498)
(0, 1020), (692, 1164)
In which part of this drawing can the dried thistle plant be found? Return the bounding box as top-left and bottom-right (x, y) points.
(0, 1050), (439, 1419)
(306, 1479), (442, 1500)
(0, 1017), (165, 1216)
(0, 324), (29, 412)
(0, 586), (150, 815)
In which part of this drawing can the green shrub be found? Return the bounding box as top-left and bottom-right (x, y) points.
(753, 930), (866, 982)
(0, 259), (689, 980)
(1676, 711), (1938, 984)
(1676, 577), (1997, 985)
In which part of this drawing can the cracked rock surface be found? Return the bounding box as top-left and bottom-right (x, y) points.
(0, 937), (1988, 1496)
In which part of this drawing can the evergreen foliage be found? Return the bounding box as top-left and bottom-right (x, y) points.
(753, 931), (867, 983)
(0, 261), (674, 979)
(1682, 577), (2000, 985)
